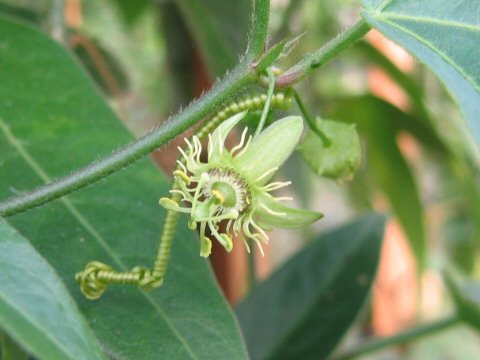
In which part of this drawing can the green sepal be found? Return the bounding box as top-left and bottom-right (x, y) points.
(235, 116), (304, 185)
(209, 111), (248, 163)
(299, 118), (361, 181)
(255, 193), (323, 229)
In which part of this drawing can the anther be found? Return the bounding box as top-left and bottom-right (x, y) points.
(211, 189), (225, 204)
(159, 197), (179, 208)
(188, 219), (197, 230)
(221, 233), (233, 252)
(200, 236), (213, 257)
(173, 170), (191, 185)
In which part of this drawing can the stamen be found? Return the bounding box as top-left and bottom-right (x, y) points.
(177, 179), (196, 196)
(242, 219), (257, 242)
(200, 236), (212, 257)
(221, 233), (233, 252)
(250, 218), (270, 243)
(226, 219), (234, 233)
(176, 160), (187, 173)
(256, 240), (265, 256)
(230, 127), (249, 155)
(261, 181), (292, 192)
(243, 237), (251, 253)
(199, 221), (207, 241)
(173, 170), (191, 185)
(255, 167), (279, 182)
(193, 136), (202, 162)
(191, 173), (210, 212)
(188, 219), (197, 230)
(195, 209), (239, 223)
(198, 222), (213, 257)
(169, 189), (188, 201)
(245, 225), (264, 256)
(177, 147), (189, 162)
(207, 133), (214, 160)
(234, 135), (252, 157)
(208, 220), (233, 252)
(217, 130), (224, 154)
(233, 216), (242, 236)
(259, 203), (287, 216)
(184, 138), (194, 153)
(159, 198), (192, 213)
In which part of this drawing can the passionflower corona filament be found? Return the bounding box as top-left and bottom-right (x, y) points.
(160, 112), (323, 257)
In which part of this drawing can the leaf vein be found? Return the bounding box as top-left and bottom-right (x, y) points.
(0, 292), (76, 360)
(379, 13), (480, 32)
(379, 18), (480, 93)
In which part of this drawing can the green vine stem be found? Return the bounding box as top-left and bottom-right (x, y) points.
(276, 19), (371, 88)
(0, 65), (254, 218)
(293, 90), (332, 146)
(0, 0), (271, 218)
(76, 91), (293, 299)
(334, 315), (460, 360)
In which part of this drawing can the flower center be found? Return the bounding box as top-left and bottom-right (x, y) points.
(203, 168), (249, 214)
(211, 182), (237, 208)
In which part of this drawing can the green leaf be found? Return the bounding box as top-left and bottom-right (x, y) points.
(159, 2), (197, 107)
(355, 41), (427, 115)
(329, 96), (427, 268)
(0, 332), (29, 360)
(0, 2), (40, 25)
(114, 0), (151, 24)
(176, 0), (250, 76)
(360, 0), (480, 144)
(254, 39), (287, 71)
(329, 95), (447, 156)
(298, 118), (362, 180)
(445, 274), (480, 331)
(0, 218), (106, 360)
(0, 17), (248, 360)
(71, 32), (129, 96)
(236, 214), (386, 360)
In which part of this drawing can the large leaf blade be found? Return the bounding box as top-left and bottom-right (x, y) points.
(360, 0), (480, 144)
(329, 95), (427, 267)
(0, 17), (248, 360)
(0, 218), (106, 360)
(236, 214), (386, 360)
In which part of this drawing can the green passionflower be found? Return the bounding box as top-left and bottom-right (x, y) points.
(160, 112), (323, 257)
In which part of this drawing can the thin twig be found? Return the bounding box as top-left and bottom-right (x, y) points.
(276, 19), (371, 88)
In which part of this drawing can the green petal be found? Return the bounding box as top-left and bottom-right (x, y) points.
(209, 111), (248, 163)
(234, 116), (303, 184)
(254, 193), (323, 229)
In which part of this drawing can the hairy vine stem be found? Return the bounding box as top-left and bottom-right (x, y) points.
(0, 0), (271, 218)
(0, 5), (370, 218)
(0, 64), (254, 217)
(276, 19), (371, 88)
